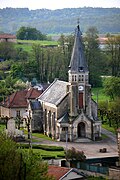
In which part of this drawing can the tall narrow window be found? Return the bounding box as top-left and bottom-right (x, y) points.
(79, 93), (83, 108)
(75, 75), (76, 81)
(16, 110), (20, 117)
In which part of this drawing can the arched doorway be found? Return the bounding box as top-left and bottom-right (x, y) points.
(78, 122), (86, 137)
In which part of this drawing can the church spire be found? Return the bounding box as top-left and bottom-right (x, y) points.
(69, 22), (88, 73)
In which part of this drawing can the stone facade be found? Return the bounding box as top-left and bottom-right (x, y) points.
(37, 24), (101, 142)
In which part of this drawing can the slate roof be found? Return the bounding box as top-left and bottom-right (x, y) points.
(69, 25), (88, 73)
(38, 79), (70, 106)
(58, 113), (69, 123)
(30, 100), (42, 110)
(1, 88), (42, 108)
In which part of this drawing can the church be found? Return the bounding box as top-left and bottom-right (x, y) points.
(37, 24), (101, 142)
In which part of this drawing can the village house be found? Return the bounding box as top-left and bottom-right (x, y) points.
(48, 165), (86, 180)
(37, 24), (101, 142)
(0, 87), (42, 131)
(0, 33), (17, 43)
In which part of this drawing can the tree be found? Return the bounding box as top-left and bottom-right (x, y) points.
(16, 26), (47, 40)
(0, 42), (16, 60)
(103, 77), (120, 100)
(0, 133), (25, 180)
(84, 27), (103, 87)
(105, 35), (120, 77)
(65, 147), (86, 161)
(0, 133), (53, 180)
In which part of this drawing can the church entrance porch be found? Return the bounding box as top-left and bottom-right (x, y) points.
(77, 122), (86, 138)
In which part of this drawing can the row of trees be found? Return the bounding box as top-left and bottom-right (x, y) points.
(0, 27), (120, 100)
(98, 77), (120, 131)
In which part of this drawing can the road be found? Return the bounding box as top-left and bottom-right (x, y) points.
(31, 128), (118, 159)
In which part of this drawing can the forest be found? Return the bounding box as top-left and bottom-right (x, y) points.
(0, 7), (120, 34)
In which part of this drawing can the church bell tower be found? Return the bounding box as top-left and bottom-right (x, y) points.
(68, 22), (91, 117)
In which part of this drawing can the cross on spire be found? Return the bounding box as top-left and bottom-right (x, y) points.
(77, 18), (80, 31)
(77, 18), (80, 25)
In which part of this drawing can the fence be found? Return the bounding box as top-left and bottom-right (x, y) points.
(71, 161), (109, 175)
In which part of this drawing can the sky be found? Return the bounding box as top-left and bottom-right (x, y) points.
(0, 0), (120, 10)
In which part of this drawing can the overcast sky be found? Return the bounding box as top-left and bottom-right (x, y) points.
(0, 0), (120, 10)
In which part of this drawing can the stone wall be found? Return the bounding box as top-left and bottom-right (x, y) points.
(109, 167), (120, 180)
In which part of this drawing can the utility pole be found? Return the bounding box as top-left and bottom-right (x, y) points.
(66, 128), (68, 153)
(28, 111), (32, 149)
(117, 128), (120, 166)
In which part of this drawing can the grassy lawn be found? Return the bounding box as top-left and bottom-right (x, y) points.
(17, 40), (58, 45)
(32, 133), (53, 141)
(20, 128), (53, 142)
(15, 40), (58, 52)
(92, 87), (109, 102)
(101, 133), (108, 139)
(102, 124), (116, 134)
(31, 149), (65, 159)
(15, 43), (33, 52)
(0, 124), (6, 132)
(19, 144), (65, 159)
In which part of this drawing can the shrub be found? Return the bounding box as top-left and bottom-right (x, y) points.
(18, 143), (64, 151)
(65, 147), (86, 161)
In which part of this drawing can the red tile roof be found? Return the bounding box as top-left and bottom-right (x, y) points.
(0, 34), (16, 39)
(98, 37), (108, 44)
(25, 88), (42, 99)
(1, 88), (42, 108)
(48, 166), (70, 180)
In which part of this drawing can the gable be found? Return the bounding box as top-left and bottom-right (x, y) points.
(48, 166), (70, 180)
(62, 171), (84, 180)
(38, 79), (70, 106)
(48, 166), (85, 180)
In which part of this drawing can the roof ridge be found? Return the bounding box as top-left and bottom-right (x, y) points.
(37, 79), (58, 99)
(26, 87), (34, 99)
(59, 168), (73, 180)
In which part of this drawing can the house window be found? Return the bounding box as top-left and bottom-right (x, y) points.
(16, 110), (20, 117)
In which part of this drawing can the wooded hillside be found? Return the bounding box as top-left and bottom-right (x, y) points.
(0, 7), (120, 34)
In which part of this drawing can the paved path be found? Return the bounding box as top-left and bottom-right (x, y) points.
(101, 128), (117, 142)
(31, 128), (118, 159)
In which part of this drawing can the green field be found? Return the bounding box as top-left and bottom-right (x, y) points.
(92, 87), (109, 102)
(15, 40), (59, 52)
